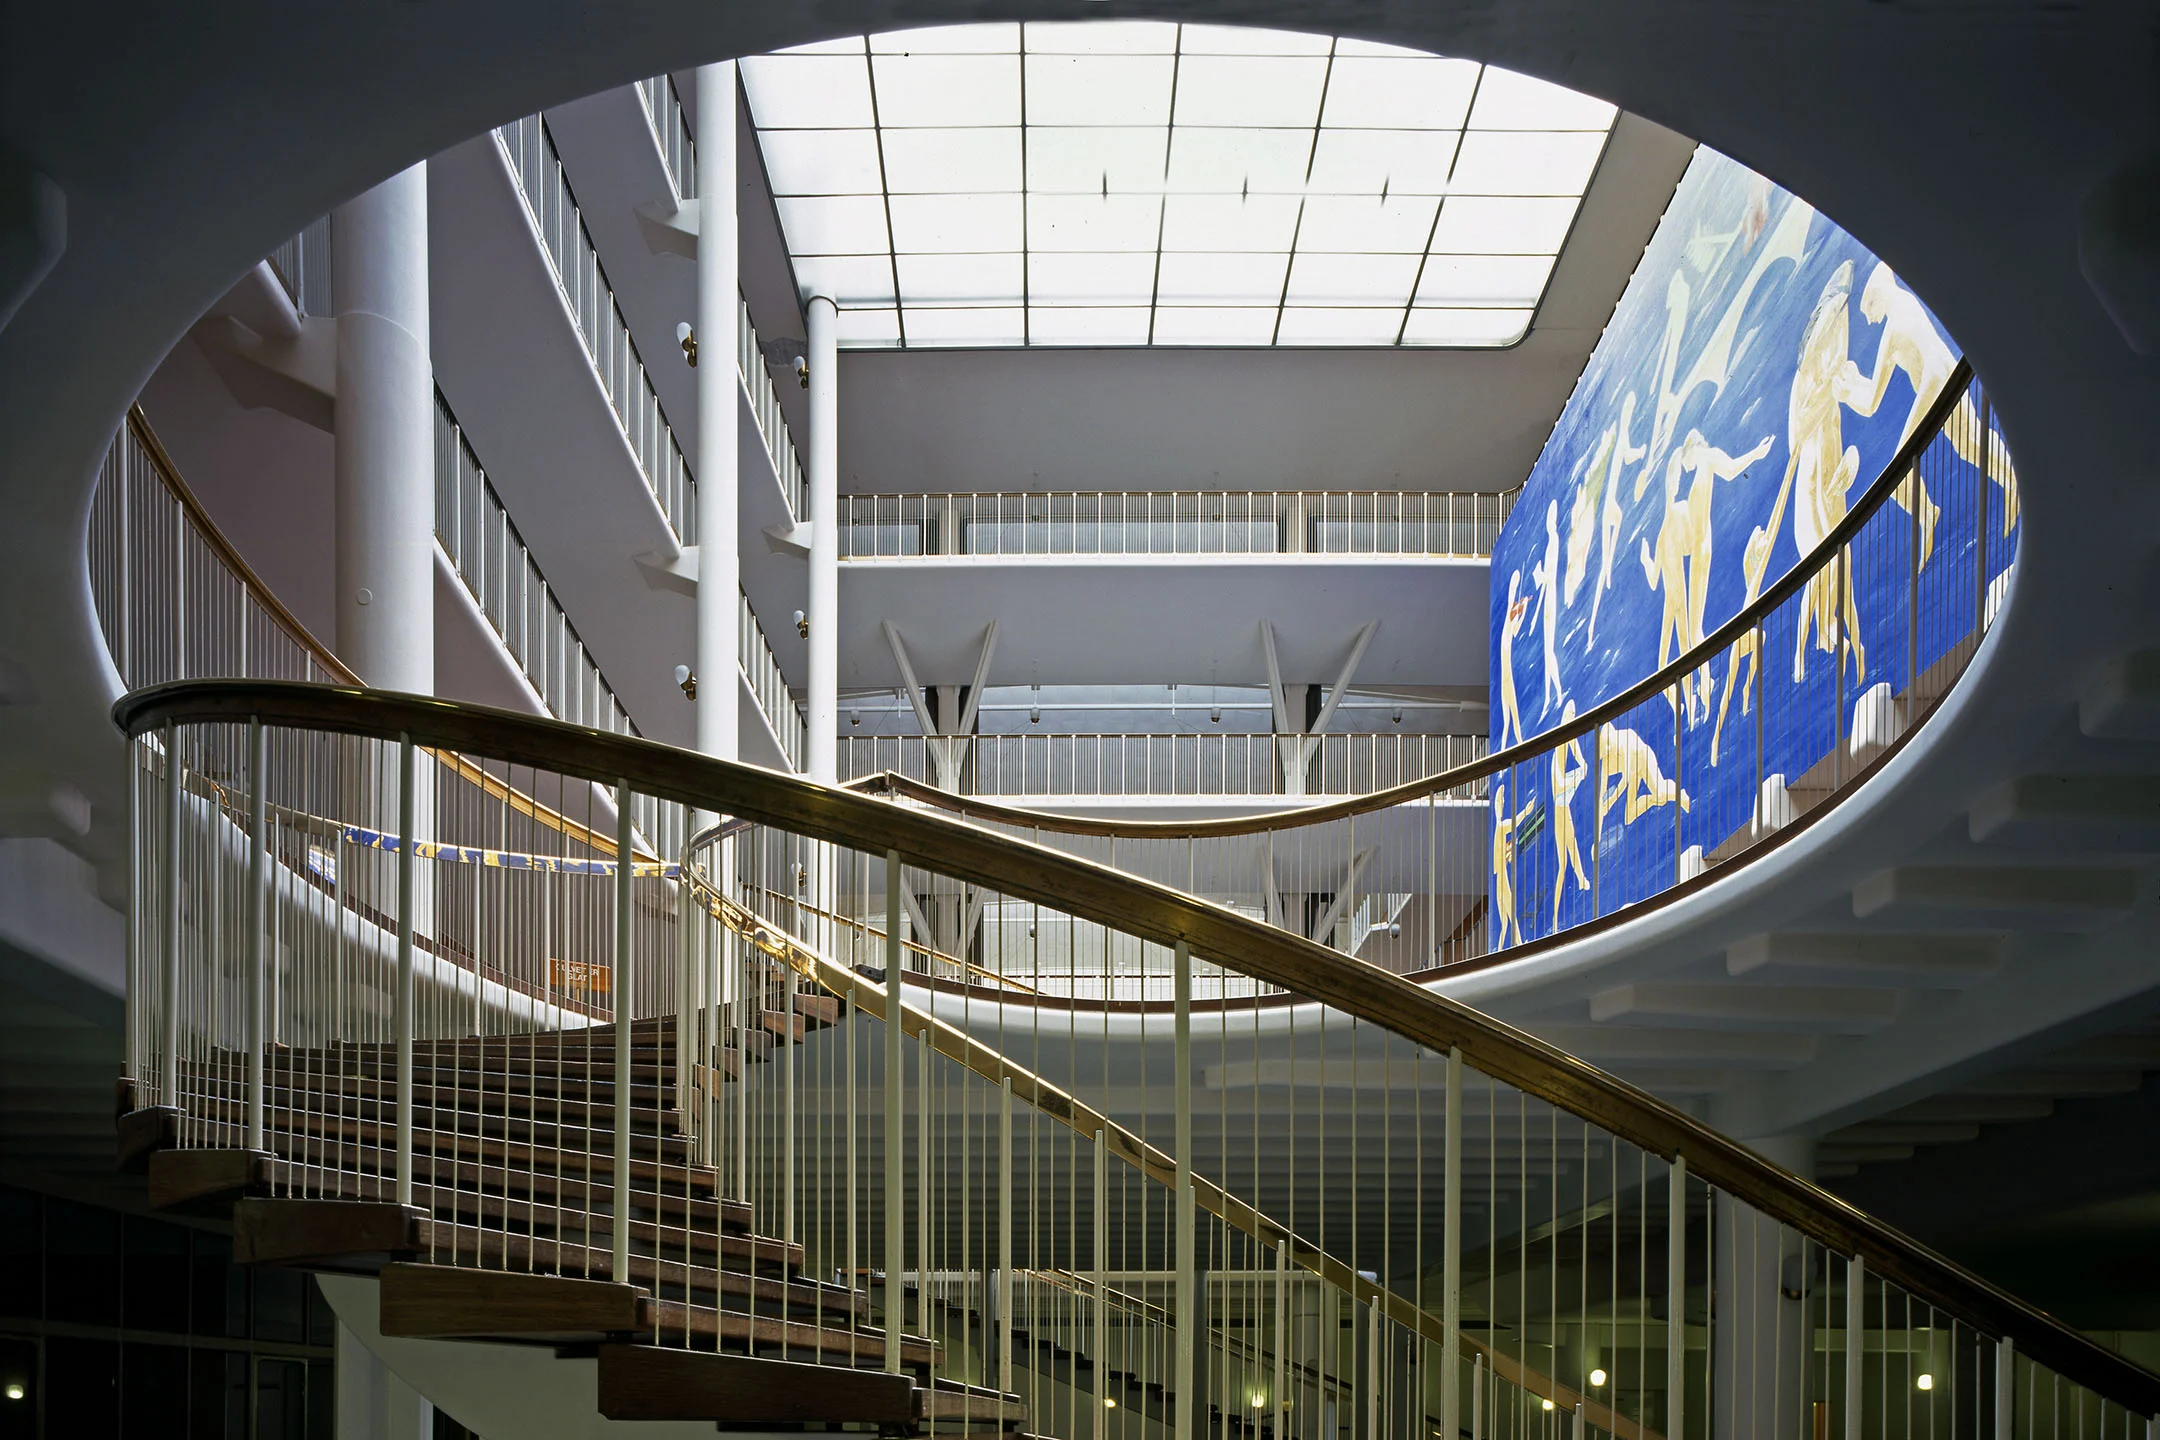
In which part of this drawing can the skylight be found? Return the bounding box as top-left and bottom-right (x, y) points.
(740, 23), (1617, 349)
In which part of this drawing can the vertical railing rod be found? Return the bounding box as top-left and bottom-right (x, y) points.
(1174, 939), (1195, 1440)
(394, 734), (416, 1209)
(245, 718), (268, 1153)
(613, 780), (634, 1282)
(1095, 1125), (1110, 1440)
(160, 721), (182, 1109)
(1847, 1253), (1866, 1440)
(1443, 1046), (1462, 1437)
(885, 848), (905, 1373)
(1000, 1074), (1015, 1394)
(1668, 1157), (1687, 1440)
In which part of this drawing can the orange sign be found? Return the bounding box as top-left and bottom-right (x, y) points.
(548, 957), (611, 994)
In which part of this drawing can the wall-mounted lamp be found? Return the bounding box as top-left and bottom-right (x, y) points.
(1210, 706), (1222, 723)
(1029, 706), (1041, 725)
(673, 663), (697, 700)
(849, 710), (861, 726)
(675, 321), (697, 368)
(1391, 706), (1403, 724)
(792, 608), (809, 638)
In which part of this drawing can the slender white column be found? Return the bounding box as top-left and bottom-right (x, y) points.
(335, 1321), (431, 1440)
(806, 295), (839, 782)
(694, 62), (740, 764)
(331, 164), (433, 693)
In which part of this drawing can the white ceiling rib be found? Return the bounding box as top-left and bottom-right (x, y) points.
(741, 23), (1616, 349)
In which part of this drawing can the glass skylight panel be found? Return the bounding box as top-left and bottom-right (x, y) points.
(1025, 54), (1176, 126)
(1295, 194), (1441, 252)
(896, 252), (1023, 305)
(1155, 252), (1290, 306)
(1027, 128), (1171, 193)
(887, 193), (1024, 252)
(1165, 128), (1316, 193)
(1286, 252), (1423, 305)
(1403, 307), (1534, 345)
(904, 307), (1026, 345)
(758, 130), (884, 195)
(1029, 307), (1154, 344)
(742, 26), (1615, 346)
(1028, 194), (1163, 252)
(775, 195), (890, 255)
(1277, 307), (1406, 344)
(1029, 252), (1160, 304)
(793, 255), (897, 306)
(871, 54), (1020, 127)
(1449, 130), (1608, 195)
(1171, 56), (1329, 127)
(1320, 57), (1481, 129)
(879, 128), (1022, 192)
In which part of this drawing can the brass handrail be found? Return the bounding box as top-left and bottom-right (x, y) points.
(856, 358), (1979, 842)
(111, 678), (2160, 1412)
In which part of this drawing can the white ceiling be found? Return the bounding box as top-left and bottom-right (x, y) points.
(740, 22), (1616, 348)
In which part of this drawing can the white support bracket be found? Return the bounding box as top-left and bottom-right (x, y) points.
(193, 290), (337, 434)
(1308, 844), (1377, 949)
(1260, 618), (1378, 795)
(634, 545), (698, 597)
(634, 196), (699, 260)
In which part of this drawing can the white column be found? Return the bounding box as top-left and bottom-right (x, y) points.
(1715, 1134), (1817, 1440)
(335, 1321), (433, 1440)
(695, 62), (740, 764)
(806, 295), (839, 782)
(331, 164), (433, 693)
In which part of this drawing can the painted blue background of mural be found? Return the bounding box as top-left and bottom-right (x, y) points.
(1486, 147), (2017, 948)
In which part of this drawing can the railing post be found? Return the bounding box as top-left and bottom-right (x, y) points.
(784, 965), (798, 1246)
(999, 1074), (1014, 1394)
(245, 718), (267, 1153)
(1442, 1047), (1462, 1440)
(1668, 1157), (1687, 1440)
(1993, 1337), (2013, 1440)
(918, 1029), (931, 1342)
(612, 783), (634, 1282)
(1975, 389), (1992, 643)
(885, 848), (905, 1373)
(1094, 1125), (1109, 1440)
(1847, 1254), (1865, 1440)
(1906, 466), (1920, 730)
(1174, 940), (1194, 1440)
(160, 722), (182, 1109)
(1471, 1354), (1484, 1440)
(395, 734), (416, 1209)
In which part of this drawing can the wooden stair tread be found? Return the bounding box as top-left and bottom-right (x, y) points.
(379, 1261), (644, 1344)
(596, 1345), (915, 1425)
(644, 1298), (940, 1370)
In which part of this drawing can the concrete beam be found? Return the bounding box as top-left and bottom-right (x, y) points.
(1827, 1121), (1983, 1147)
(1726, 931), (2001, 988)
(1589, 982), (1903, 1034)
(1949, 1069), (2144, 1098)
(1969, 773), (2160, 852)
(1880, 1095), (2055, 1124)
(2079, 649), (2160, 740)
(1851, 865), (2140, 930)
(1530, 1025), (1819, 1069)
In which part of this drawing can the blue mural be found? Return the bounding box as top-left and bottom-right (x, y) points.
(1487, 148), (2019, 948)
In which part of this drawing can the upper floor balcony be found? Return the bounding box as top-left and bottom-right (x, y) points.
(837, 488), (1512, 561)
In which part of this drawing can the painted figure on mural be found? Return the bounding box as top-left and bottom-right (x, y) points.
(1596, 722), (1689, 840)
(1549, 705), (1590, 927)
(1533, 499), (1566, 716)
(1711, 521), (1778, 765)
(1774, 260), (1874, 686)
(1642, 429), (1776, 723)
(1491, 780), (1525, 950)
(1497, 570), (1532, 748)
(1561, 391), (1644, 649)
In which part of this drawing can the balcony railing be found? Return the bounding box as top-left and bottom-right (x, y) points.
(87, 409), (353, 691)
(739, 590), (806, 771)
(866, 361), (2021, 980)
(494, 112), (697, 544)
(738, 297), (807, 520)
(841, 731), (1485, 799)
(838, 489), (1512, 560)
(265, 215), (332, 318)
(634, 73), (695, 202)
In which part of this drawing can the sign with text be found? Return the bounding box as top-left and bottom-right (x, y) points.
(548, 957), (611, 994)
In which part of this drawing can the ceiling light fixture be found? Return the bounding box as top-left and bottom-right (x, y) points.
(676, 321), (697, 367)
(673, 663), (698, 700)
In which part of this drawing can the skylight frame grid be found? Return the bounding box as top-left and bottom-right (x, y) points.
(742, 23), (1615, 349)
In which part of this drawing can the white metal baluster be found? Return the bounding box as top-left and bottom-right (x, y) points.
(245, 718), (267, 1153)
(613, 779), (633, 1281)
(1000, 1073), (1015, 1394)
(1444, 1046), (1463, 1437)
(1175, 939), (1194, 1440)
(1671, 1157), (1688, 1440)
(395, 734), (416, 1208)
(886, 848), (905, 1372)
(161, 722), (182, 1109)
(1850, 1254), (1867, 1440)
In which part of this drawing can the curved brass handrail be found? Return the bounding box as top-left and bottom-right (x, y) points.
(113, 678), (2160, 1411)
(855, 358), (1980, 842)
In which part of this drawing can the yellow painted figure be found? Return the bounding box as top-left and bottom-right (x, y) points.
(1549, 706), (1590, 927)
(1597, 722), (1691, 841)
(1641, 429), (1774, 722)
(1497, 570), (1532, 748)
(1491, 781), (1524, 949)
(1711, 523), (1778, 765)
(1853, 261), (2018, 539)
(1771, 261), (1874, 686)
